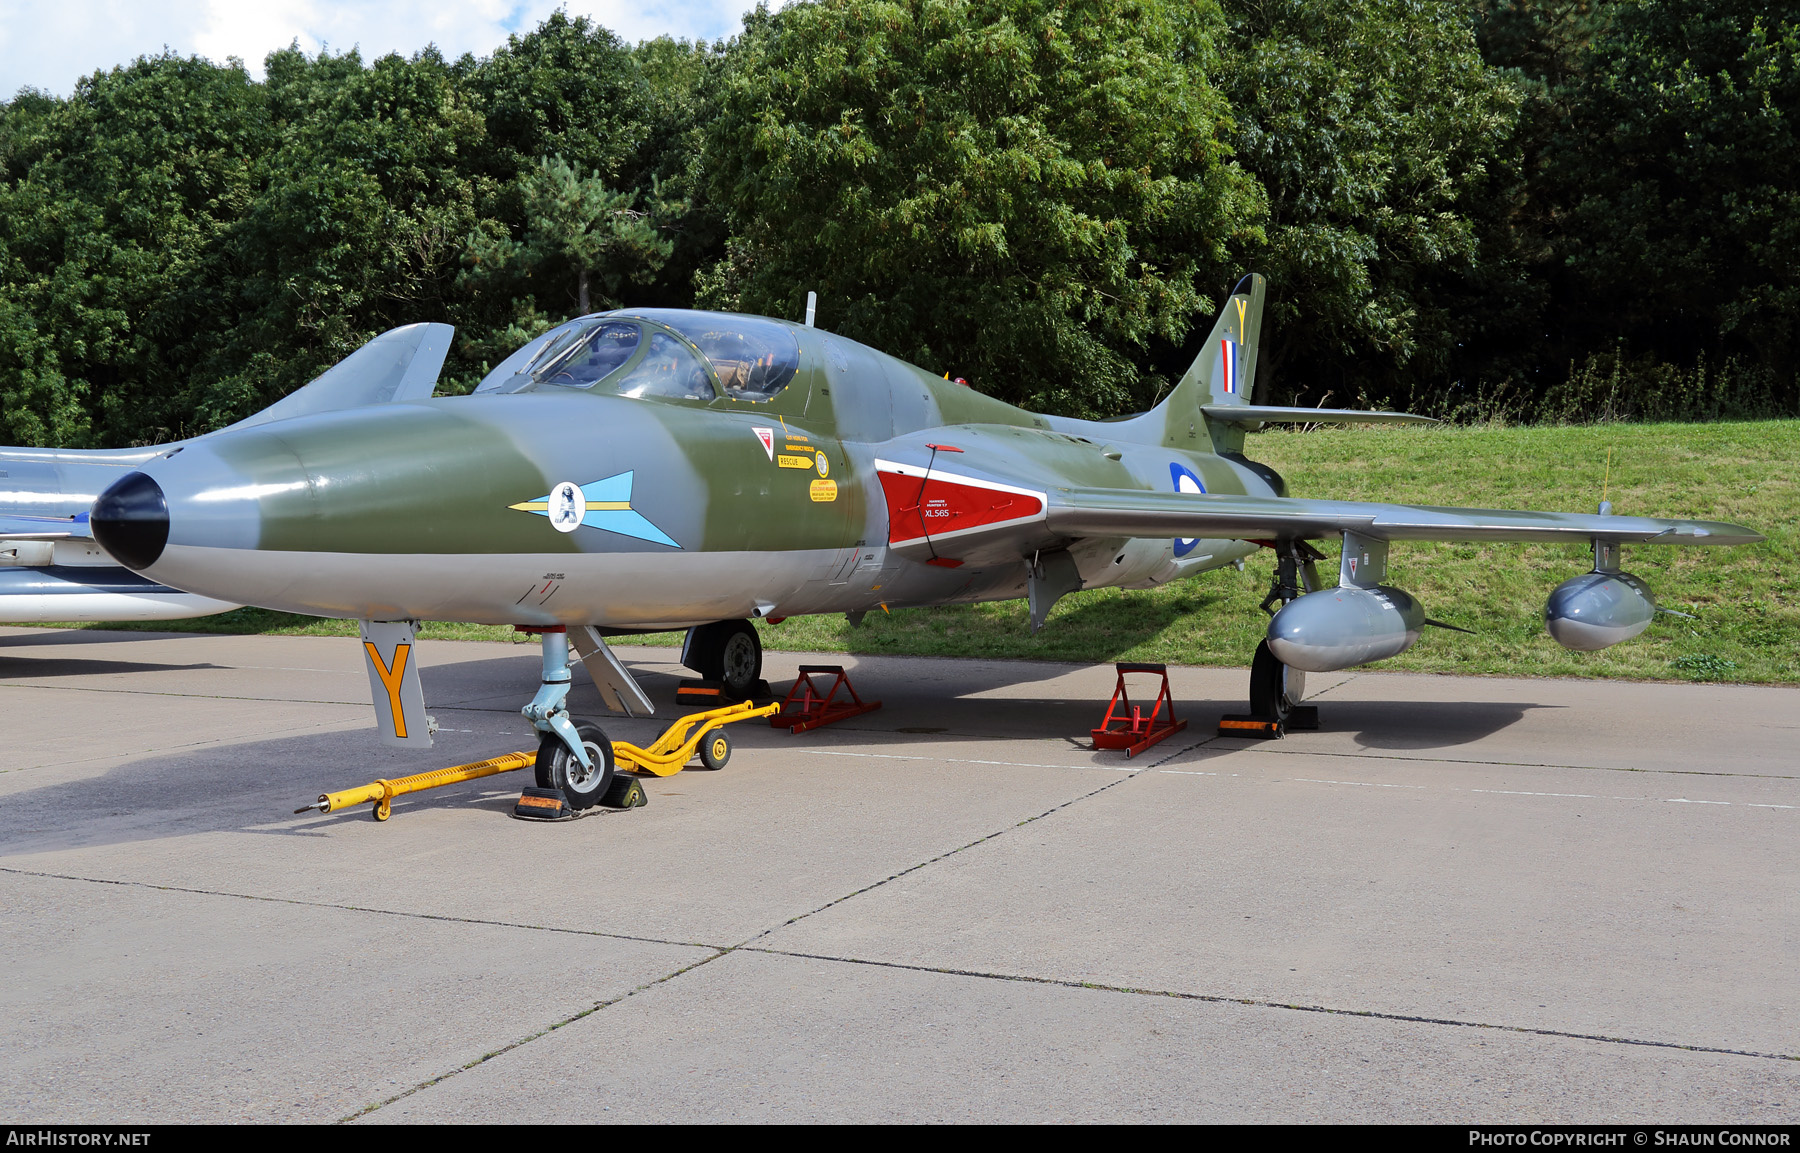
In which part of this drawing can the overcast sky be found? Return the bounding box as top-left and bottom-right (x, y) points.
(0, 1), (759, 98)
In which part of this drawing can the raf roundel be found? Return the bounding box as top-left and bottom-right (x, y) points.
(1169, 463), (1206, 557)
(548, 481), (586, 533)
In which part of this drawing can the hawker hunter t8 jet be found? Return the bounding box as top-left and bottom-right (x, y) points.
(86, 276), (1760, 809)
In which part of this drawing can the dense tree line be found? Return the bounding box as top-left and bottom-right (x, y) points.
(0, 0), (1794, 447)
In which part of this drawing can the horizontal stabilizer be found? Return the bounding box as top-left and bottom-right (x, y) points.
(1200, 405), (1438, 427)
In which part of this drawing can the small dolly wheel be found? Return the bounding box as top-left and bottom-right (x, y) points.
(696, 729), (732, 771)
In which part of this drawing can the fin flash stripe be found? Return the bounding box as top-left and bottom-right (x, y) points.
(1219, 338), (1242, 396)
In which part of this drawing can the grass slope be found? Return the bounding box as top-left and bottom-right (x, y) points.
(64, 420), (1798, 684)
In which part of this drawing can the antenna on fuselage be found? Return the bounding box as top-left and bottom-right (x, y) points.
(804, 291), (817, 328)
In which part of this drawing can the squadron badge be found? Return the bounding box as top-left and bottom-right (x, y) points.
(509, 471), (680, 548)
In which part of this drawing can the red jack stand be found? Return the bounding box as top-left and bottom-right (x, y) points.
(771, 665), (883, 733)
(1091, 662), (1188, 757)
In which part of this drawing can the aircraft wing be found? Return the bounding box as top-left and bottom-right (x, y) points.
(877, 457), (1761, 565)
(1045, 488), (1763, 546)
(0, 512), (92, 540)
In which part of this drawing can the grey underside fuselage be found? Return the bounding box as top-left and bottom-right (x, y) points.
(148, 535), (1257, 631)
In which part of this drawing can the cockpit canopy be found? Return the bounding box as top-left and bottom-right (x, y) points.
(489, 310), (802, 403)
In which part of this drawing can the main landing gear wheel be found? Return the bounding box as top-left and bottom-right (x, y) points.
(696, 729), (731, 771)
(1249, 640), (1306, 721)
(684, 619), (763, 699)
(535, 720), (615, 810)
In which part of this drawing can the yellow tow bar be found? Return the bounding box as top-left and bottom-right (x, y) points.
(297, 749), (537, 821)
(297, 699), (778, 820)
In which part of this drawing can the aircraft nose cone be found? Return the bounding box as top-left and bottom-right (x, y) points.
(91, 472), (170, 570)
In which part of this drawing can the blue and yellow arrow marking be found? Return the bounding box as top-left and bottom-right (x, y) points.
(509, 471), (680, 548)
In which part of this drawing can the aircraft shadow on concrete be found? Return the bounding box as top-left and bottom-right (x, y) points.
(0, 638), (1565, 857)
(0, 693), (1566, 857)
(1312, 699), (1563, 750)
(0, 656), (229, 678)
(426, 652), (1562, 752)
(0, 628), (208, 649)
(0, 714), (559, 857)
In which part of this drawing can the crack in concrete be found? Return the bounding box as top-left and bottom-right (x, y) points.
(340, 771), (1160, 1119)
(0, 865), (723, 952)
(1190, 742), (1800, 782)
(334, 947), (736, 1124)
(737, 945), (1800, 1065)
(739, 771), (1147, 947)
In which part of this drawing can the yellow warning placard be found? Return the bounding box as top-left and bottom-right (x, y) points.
(810, 479), (838, 503)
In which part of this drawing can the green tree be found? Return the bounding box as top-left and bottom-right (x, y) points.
(0, 55), (272, 444)
(199, 45), (492, 426)
(465, 156), (674, 315)
(456, 17), (701, 369)
(699, 0), (1262, 417)
(1549, 0), (1800, 401)
(469, 12), (656, 189)
(630, 37), (729, 309)
(1215, 0), (1525, 408)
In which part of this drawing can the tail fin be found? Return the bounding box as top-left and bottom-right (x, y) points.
(225, 323), (453, 433)
(1151, 273), (1264, 450)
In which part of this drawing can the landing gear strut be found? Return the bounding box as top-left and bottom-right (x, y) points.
(520, 627), (610, 797)
(1222, 541), (1325, 737)
(682, 619), (764, 699)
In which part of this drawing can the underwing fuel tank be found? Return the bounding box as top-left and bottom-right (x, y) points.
(1544, 571), (1656, 651)
(1266, 585), (1426, 673)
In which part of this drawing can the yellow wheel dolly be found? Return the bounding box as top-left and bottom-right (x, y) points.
(296, 700), (778, 823)
(610, 700), (778, 776)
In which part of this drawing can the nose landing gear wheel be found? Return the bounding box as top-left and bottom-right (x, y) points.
(535, 720), (615, 809)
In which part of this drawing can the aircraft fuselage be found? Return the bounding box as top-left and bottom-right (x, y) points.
(93, 314), (1270, 629)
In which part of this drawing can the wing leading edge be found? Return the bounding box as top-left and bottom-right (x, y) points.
(1044, 488), (1762, 547)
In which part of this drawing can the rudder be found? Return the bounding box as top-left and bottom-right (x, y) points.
(1149, 274), (1265, 449)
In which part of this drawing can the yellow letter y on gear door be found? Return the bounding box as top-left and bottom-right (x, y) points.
(359, 619), (435, 747)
